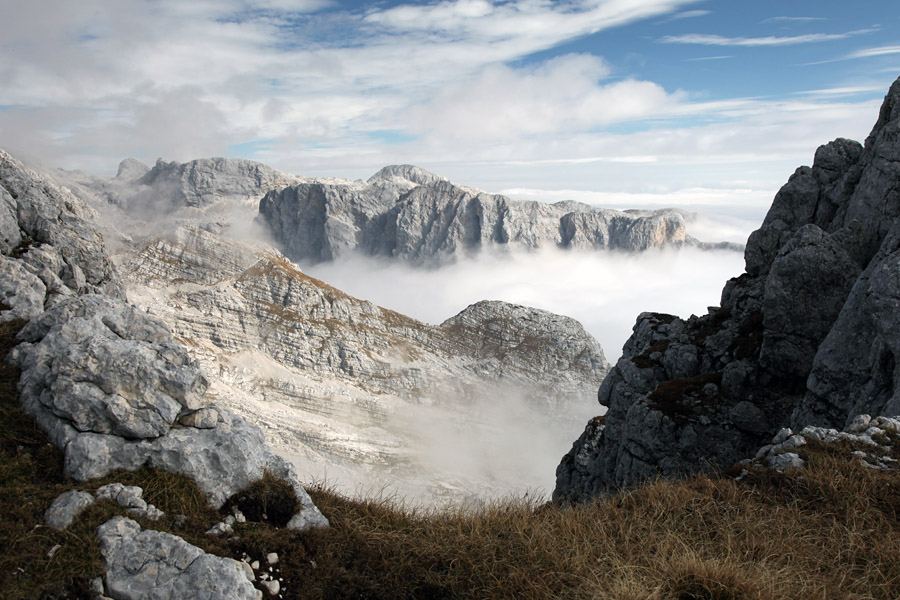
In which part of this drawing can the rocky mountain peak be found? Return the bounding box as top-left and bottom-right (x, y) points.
(554, 75), (900, 503)
(136, 156), (300, 210)
(259, 167), (716, 266)
(367, 164), (449, 188)
(115, 157), (150, 180)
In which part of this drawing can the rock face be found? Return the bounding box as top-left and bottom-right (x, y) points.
(0, 149), (125, 320)
(554, 77), (900, 502)
(10, 294), (327, 525)
(120, 225), (609, 500)
(38, 148), (611, 502)
(134, 157), (301, 211)
(257, 165), (702, 266)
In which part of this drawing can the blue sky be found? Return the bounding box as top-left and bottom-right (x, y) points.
(1, 0), (898, 223)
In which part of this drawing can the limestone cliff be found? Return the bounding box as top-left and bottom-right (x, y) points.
(257, 165), (709, 266)
(554, 76), (900, 502)
(42, 155), (612, 501)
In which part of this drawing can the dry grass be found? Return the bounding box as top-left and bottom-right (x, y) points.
(2, 317), (900, 599)
(281, 455), (900, 600)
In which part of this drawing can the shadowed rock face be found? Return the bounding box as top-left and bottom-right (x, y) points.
(554, 76), (900, 503)
(257, 165), (705, 266)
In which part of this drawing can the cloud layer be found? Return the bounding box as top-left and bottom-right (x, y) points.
(304, 245), (746, 362)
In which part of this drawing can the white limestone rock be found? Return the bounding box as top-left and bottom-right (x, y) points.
(0, 255), (46, 321)
(95, 483), (164, 520)
(118, 228), (609, 501)
(0, 148), (124, 300)
(10, 293), (327, 528)
(61, 406), (328, 528)
(44, 490), (96, 529)
(135, 157), (300, 210)
(11, 295), (207, 442)
(98, 516), (263, 600)
(258, 167), (704, 266)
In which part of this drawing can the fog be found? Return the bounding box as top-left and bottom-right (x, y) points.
(304, 245), (747, 362)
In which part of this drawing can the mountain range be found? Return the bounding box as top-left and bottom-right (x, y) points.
(5, 76), (900, 600)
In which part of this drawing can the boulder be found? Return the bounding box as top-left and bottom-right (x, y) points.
(11, 295), (207, 442)
(44, 490), (96, 530)
(98, 516), (262, 600)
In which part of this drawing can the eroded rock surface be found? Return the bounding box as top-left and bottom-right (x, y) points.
(1, 149), (328, 529)
(554, 77), (900, 502)
(98, 516), (262, 600)
(0, 148), (125, 320)
(258, 165), (711, 266)
(10, 295), (327, 526)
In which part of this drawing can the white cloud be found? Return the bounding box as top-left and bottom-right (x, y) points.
(685, 55), (733, 61)
(303, 246), (746, 363)
(0, 0), (891, 211)
(846, 45), (900, 59)
(660, 30), (871, 47)
(794, 86), (884, 96)
(662, 9), (711, 21)
(402, 55), (683, 143)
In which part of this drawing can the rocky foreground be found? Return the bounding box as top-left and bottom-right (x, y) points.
(555, 76), (900, 502)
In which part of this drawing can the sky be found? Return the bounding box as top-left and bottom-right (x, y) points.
(2, 0), (898, 225)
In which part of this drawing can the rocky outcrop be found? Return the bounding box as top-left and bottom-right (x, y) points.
(45, 484), (164, 530)
(9, 294), (327, 526)
(134, 157), (301, 211)
(554, 77), (900, 502)
(1, 146), (328, 529)
(258, 165), (703, 266)
(0, 149), (125, 317)
(750, 414), (900, 473)
(98, 516), (261, 600)
(32, 149), (612, 502)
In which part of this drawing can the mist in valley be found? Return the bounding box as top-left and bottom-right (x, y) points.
(293, 224), (751, 502)
(304, 243), (748, 363)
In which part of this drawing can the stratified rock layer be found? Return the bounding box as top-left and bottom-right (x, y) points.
(554, 77), (900, 502)
(121, 225), (609, 500)
(39, 147), (612, 502)
(258, 165), (701, 266)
